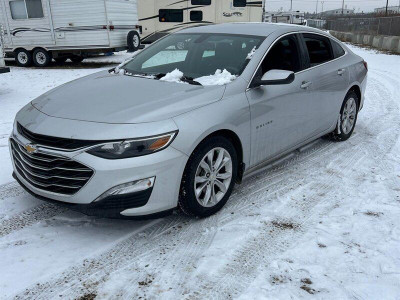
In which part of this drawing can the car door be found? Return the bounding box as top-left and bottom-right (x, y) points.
(299, 33), (349, 133)
(246, 33), (318, 167)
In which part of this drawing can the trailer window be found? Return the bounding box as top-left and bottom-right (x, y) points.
(10, 0), (43, 20)
(233, 0), (246, 7)
(191, 0), (211, 4)
(190, 11), (203, 21)
(159, 9), (183, 22)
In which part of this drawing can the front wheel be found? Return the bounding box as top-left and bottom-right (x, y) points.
(179, 136), (238, 218)
(329, 91), (359, 141)
(15, 49), (33, 67)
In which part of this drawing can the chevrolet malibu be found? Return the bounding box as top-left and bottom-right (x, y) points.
(9, 23), (367, 218)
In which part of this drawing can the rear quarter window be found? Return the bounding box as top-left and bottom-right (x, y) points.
(331, 40), (346, 58)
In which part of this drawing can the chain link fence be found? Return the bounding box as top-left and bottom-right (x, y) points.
(326, 16), (400, 36)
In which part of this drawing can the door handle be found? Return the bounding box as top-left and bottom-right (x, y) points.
(337, 68), (345, 75)
(300, 81), (312, 89)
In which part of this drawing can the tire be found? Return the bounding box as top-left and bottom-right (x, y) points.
(179, 136), (238, 218)
(70, 55), (84, 63)
(329, 91), (359, 141)
(54, 57), (67, 63)
(127, 30), (141, 52)
(33, 48), (52, 67)
(15, 49), (33, 67)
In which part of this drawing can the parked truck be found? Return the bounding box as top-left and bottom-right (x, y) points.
(0, 0), (140, 67)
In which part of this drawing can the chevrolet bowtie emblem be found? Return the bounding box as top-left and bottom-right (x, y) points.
(25, 144), (37, 154)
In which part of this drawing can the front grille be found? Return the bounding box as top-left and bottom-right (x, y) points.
(10, 139), (94, 195)
(17, 123), (105, 151)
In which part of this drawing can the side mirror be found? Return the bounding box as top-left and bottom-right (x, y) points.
(251, 69), (295, 88)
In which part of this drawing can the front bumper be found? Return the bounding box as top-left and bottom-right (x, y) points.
(10, 133), (188, 218)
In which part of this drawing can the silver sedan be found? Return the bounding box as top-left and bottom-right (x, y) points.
(9, 23), (368, 218)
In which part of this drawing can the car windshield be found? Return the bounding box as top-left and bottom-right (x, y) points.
(122, 33), (265, 85)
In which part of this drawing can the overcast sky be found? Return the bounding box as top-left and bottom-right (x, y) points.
(264, 0), (400, 13)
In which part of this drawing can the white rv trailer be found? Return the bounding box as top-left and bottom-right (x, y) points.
(0, 0), (140, 67)
(137, 0), (264, 44)
(264, 11), (306, 25)
(0, 25), (10, 73)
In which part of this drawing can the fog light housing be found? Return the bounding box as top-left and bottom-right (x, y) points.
(94, 177), (155, 203)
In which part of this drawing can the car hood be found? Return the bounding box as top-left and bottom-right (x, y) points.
(31, 70), (226, 124)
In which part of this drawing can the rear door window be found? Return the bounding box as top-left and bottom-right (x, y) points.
(302, 33), (334, 67)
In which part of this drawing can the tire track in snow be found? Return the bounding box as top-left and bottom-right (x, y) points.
(0, 203), (67, 238)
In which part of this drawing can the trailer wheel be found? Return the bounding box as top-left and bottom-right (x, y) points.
(33, 48), (52, 67)
(70, 56), (84, 63)
(127, 30), (140, 52)
(15, 49), (33, 67)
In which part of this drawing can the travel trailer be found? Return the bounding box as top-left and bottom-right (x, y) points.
(0, 25), (10, 73)
(137, 0), (264, 44)
(0, 0), (140, 67)
(264, 11), (306, 25)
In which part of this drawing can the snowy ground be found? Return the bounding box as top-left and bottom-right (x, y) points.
(0, 46), (399, 299)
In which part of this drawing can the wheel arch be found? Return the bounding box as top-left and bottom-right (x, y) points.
(347, 84), (362, 110)
(184, 128), (245, 184)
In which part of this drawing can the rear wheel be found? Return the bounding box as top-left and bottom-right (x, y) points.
(329, 91), (359, 141)
(15, 49), (32, 67)
(127, 30), (141, 52)
(33, 48), (52, 67)
(179, 136), (238, 218)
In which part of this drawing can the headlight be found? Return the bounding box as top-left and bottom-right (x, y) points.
(87, 131), (177, 159)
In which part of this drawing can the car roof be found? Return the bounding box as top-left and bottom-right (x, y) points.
(179, 22), (325, 37)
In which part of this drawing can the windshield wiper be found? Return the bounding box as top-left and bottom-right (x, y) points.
(180, 75), (202, 86)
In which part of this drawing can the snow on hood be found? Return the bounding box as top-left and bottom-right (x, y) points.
(195, 69), (237, 86)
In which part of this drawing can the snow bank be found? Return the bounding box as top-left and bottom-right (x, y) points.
(160, 69), (186, 83)
(195, 69), (237, 86)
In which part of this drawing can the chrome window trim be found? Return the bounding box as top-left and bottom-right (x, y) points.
(246, 30), (348, 90)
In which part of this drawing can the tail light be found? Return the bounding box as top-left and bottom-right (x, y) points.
(363, 60), (368, 71)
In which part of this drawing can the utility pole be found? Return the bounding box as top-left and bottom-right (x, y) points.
(321, 1), (324, 13)
(316, 0), (319, 15)
(290, 0), (293, 11)
(385, 0), (389, 16)
(342, 0), (345, 15)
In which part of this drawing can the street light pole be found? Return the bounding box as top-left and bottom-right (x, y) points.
(316, 0), (319, 15)
(342, 0), (345, 15)
(290, 0), (293, 11)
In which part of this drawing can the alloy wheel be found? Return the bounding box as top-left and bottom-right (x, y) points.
(194, 147), (233, 208)
(341, 97), (357, 135)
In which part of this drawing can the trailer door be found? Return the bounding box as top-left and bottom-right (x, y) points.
(217, 0), (249, 23)
(4, 0), (54, 47)
(186, 0), (215, 27)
